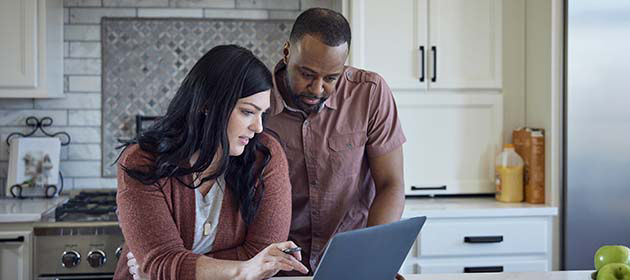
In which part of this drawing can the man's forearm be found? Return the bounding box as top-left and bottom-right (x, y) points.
(366, 184), (405, 227)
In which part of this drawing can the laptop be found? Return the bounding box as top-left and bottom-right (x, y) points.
(312, 216), (426, 280)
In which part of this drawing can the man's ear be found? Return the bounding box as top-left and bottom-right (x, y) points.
(283, 41), (290, 64)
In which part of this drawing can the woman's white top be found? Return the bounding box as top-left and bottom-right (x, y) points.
(191, 175), (225, 255)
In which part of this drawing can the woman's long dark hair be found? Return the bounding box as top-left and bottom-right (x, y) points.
(118, 45), (273, 225)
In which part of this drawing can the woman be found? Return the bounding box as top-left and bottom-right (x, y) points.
(114, 45), (308, 279)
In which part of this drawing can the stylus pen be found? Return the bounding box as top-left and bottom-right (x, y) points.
(282, 247), (302, 254)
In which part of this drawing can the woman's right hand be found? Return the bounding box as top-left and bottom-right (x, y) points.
(239, 241), (309, 280)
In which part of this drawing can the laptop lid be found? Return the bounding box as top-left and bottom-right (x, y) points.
(313, 216), (426, 280)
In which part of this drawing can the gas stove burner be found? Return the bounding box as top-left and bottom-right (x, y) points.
(55, 191), (118, 222)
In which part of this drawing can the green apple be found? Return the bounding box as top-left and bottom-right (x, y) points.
(597, 263), (630, 280)
(595, 245), (630, 270)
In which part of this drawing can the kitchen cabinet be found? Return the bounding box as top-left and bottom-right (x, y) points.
(396, 93), (502, 195)
(344, 0), (502, 91)
(343, 0), (504, 195)
(0, 230), (32, 280)
(0, 0), (63, 98)
(401, 198), (556, 274)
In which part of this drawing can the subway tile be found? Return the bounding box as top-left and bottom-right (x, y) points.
(62, 127), (101, 143)
(269, 10), (300, 19)
(64, 25), (101, 41)
(171, 0), (234, 8)
(60, 160), (101, 177)
(69, 42), (101, 58)
(64, 0), (103, 7)
(35, 93), (101, 109)
(68, 144), (101, 160)
(68, 76), (101, 92)
(236, 0), (298, 10)
(69, 110), (101, 126)
(203, 8), (267, 19)
(138, 8), (203, 17)
(70, 8), (136, 24)
(103, 0), (168, 7)
(300, 0), (335, 10)
(65, 58), (101, 75)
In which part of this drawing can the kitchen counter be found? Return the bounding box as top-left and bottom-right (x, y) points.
(0, 196), (67, 222)
(274, 271), (592, 280)
(403, 197), (558, 218)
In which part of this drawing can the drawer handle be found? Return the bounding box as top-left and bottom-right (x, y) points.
(464, 236), (504, 243)
(410, 185), (447, 191)
(464, 266), (504, 273)
(0, 236), (24, 243)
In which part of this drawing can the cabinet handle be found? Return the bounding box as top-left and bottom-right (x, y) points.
(419, 45), (425, 82)
(431, 46), (437, 82)
(464, 236), (504, 243)
(464, 266), (504, 273)
(410, 185), (446, 191)
(0, 236), (24, 243)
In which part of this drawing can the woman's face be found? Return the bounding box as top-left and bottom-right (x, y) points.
(226, 90), (271, 156)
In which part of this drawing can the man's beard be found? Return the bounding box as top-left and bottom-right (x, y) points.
(285, 75), (327, 114)
(289, 92), (327, 114)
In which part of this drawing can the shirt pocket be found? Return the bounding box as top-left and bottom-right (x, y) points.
(327, 131), (367, 178)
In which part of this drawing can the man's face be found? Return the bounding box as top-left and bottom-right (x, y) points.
(284, 35), (348, 114)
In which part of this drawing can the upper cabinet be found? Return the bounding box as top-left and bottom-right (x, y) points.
(345, 0), (502, 91)
(0, 0), (63, 98)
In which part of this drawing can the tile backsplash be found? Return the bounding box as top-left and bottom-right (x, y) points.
(101, 18), (291, 176)
(0, 0), (339, 195)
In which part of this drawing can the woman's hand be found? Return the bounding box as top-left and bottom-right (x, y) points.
(238, 241), (309, 280)
(127, 252), (149, 280)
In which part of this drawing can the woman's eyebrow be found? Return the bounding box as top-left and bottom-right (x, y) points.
(242, 102), (263, 111)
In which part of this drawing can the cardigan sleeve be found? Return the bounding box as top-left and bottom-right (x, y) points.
(210, 133), (292, 260)
(116, 145), (201, 280)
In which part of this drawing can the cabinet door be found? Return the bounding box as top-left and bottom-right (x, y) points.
(395, 93), (502, 195)
(0, 0), (63, 98)
(347, 0), (428, 90)
(428, 0), (502, 89)
(0, 0), (38, 88)
(0, 231), (32, 280)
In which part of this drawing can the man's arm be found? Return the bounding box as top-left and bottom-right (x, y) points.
(366, 146), (405, 226)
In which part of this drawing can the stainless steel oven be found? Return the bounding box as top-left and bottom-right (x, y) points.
(34, 191), (124, 280)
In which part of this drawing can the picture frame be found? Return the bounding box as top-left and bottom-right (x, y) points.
(6, 137), (61, 197)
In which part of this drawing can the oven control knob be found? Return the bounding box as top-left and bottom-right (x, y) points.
(61, 250), (81, 268)
(115, 246), (122, 259)
(87, 250), (107, 267)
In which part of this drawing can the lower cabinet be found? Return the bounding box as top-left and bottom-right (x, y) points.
(0, 230), (32, 280)
(401, 209), (555, 274)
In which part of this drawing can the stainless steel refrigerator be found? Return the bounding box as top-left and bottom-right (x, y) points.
(564, 0), (630, 270)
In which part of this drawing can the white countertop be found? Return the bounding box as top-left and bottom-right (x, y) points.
(0, 196), (67, 222)
(403, 197), (558, 218)
(275, 271), (592, 280)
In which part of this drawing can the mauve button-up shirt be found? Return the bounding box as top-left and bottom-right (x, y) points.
(265, 61), (406, 272)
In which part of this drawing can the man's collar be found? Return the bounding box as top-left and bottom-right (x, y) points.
(270, 60), (339, 117)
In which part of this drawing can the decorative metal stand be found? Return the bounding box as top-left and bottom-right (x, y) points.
(6, 116), (71, 146)
(5, 116), (70, 199)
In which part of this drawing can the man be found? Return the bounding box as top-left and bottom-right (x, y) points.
(265, 7), (407, 274)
